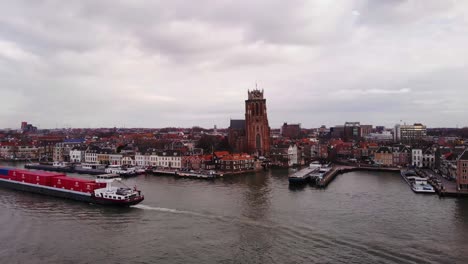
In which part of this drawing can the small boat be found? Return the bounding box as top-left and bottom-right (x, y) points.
(105, 165), (137, 177)
(401, 170), (435, 193)
(74, 163), (107, 175)
(177, 170), (216, 179)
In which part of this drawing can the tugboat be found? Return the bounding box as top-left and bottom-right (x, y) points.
(93, 174), (144, 205)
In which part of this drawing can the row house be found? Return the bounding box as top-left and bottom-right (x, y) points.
(53, 139), (85, 162)
(288, 144), (299, 167)
(181, 155), (215, 170)
(374, 146), (393, 166)
(109, 154), (123, 166)
(182, 155), (203, 170)
(412, 149), (423, 168)
(392, 145), (411, 166)
(70, 147), (87, 163)
(335, 142), (353, 158)
(0, 143), (40, 160)
(97, 149), (113, 165)
(84, 150), (98, 164)
(149, 151), (182, 169)
(122, 155), (135, 165)
(457, 149), (468, 191)
(318, 144), (329, 159)
(270, 145), (290, 167)
(440, 152), (458, 180)
(422, 148), (435, 169)
(218, 153), (255, 172)
(135, 153), (151, 167)
(310, 143), (319, 159)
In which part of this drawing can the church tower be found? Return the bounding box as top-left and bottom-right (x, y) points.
(245, 89), (270, 156)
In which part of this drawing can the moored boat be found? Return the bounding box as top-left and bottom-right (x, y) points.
(288, 162), (321, 184)
(400, 170), (435, 193)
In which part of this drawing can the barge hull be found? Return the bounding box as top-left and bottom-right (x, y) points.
(0, 178), (142, 206)
(0, 178), (93, 203)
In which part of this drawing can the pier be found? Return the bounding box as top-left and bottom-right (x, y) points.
(151, 169), (223, 179)
(418, 169), (468, 197)
(317, 165), (400, 188)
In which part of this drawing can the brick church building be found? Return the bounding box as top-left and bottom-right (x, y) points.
(228, 89), (271, 156)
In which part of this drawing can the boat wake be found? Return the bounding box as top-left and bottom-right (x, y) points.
(132, 204), (211, 218)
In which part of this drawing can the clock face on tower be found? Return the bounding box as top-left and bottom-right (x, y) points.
(252, 90), (261, 98)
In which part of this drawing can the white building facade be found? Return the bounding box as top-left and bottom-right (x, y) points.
(70, 149), (84, 163)
(288, 144), (299, 167)
(412, 149), (423, 168)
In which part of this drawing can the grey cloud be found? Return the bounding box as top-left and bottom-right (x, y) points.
(0, 0), (467, 129)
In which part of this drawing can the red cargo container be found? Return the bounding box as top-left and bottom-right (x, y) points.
(51, 176), (69, 189)
(7, 170), (64, 185)
(83, 182), (99, 193)
(27, 172), (65, 186)
(52, 177), (95, 192)
(8, 169), (31, 182)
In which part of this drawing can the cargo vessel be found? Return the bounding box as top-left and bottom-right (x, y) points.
(0, 167), (144, 206)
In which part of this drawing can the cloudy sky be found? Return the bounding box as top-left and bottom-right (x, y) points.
(0, 0), (467, 129)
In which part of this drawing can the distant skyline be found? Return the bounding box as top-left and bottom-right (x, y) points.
(1, 1), (468, 129)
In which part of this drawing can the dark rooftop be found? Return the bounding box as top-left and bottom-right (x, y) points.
(229, 119), (245, 130)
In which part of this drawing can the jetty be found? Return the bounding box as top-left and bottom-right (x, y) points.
(316, 165), (400, 188)
(152, 168), (221, 179)
(418, 168), (468, 197)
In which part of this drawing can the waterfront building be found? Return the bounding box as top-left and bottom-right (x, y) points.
(135, 153), (151, 167)
(392, 145), (411, 166)
(456, 149), (468, 191)
(228, 89), (271, 156)
(97, 150), (112, 165)
(0, 143), (39, 160)
(109, 154), (123, 166)
(374, 146), (393, 166)
(182, 155), (203, 170)
(121, 155), (135, 166)
(440, 152), (458, 180)
(310, 143), (319, 158)
(84, 150), (98, 164)
(70, 147), (86, 163)
(422, 148), (435, 169)
(270, 145), (290, 167)
(288, 144), (299, 167)
(217, 153), (254, 172)
(245, 89), (271, 156)
(318, 144), (329, 159)
(412, 149), (423, 168)
(53, 139), (85, 162)
(155, 150), (182, 169)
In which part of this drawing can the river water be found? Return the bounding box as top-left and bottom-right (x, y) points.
(1, 162), (467, 264)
